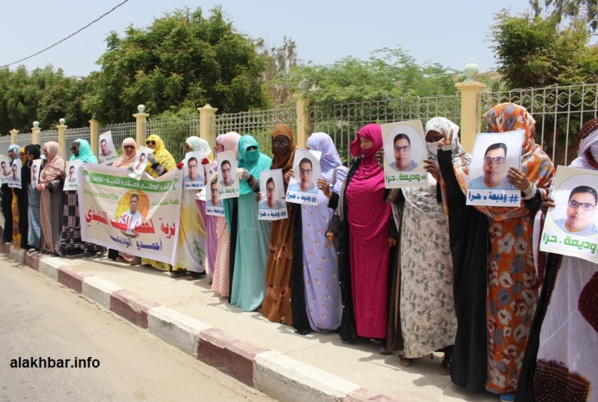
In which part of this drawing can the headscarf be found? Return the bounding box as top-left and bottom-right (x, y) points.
(220, 132), (241, 159)
(307, 132), (343, 173)
(40, 141), (65, 183)
(145, 134), (176, 176)
(238, 135), (272, 195)
(215, 134), (225, 155)
(456, 103), (555, 221)
(186, 136), (213, 161)
(8, 144), (20, 161)
(70, 139), (98, 164)
(571, 118), (598, 169)
(306, 132), (347, 193)
(346, 124), (390, 241)
(424, 117), (471, 169)
(113, 138), (137, 168)
(271, 124), (296, 173)
(24, 144), (41, 160)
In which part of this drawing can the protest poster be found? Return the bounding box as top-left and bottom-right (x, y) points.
(0, 156), (10, 185)
(129, 146), (152, 180)
(540, 165), (598, 263)
(466, 130), (523, 207)
(63, 160), (83, 191)
(286, 149), (321, 205)
(98, 131), (118, 165)
(203, 180), (225, 217)
(77, 164), (183, 265)
(7, 159), (21, 189)
(30, 159), (42, 186)
(258, 169), (287, 220)
(183, 151), (204, 190)
(381, 120), (428, 188)
(216, 151), (239, 199)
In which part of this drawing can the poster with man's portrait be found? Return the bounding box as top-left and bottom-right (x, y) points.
(129, 146), (151, 180)
(382, 120), (428, 188)
(0, 156), (11, 185)
(286, 149), (321, 205)
(7, 159), (22, 189)
(216, 151), (239, 199)
(541, 165), (598, 263)
(183, 151), (204, 190)
(98, 131), (118, 165)
(63, 160), (83, 191)
(466, 130), (523, 207)
(30, 159), (42, 186)
(202, 179), (225, 216)
(259, 169), (287, 220)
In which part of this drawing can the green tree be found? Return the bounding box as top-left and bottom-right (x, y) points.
(0, 66), (88, 135)
(531, 0), (598, 31)
(490, 10), (598, 88)
(85, 6), (268, 124)
(257, 36), (299, 108)
(289, 47), (457, 105)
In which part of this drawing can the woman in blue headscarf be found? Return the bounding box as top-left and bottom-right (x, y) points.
(1, 144), (21, 243)
(229, 135), (272, 311)
(59, 139), (98, 256)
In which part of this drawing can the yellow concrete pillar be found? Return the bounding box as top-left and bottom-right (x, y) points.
(89, 118), (100, 156)
(295, 97), (311, 148)
(455, 63), (486, 153)
(57, 119), (67, 157)
(10, 129), (19, 145)
(198, 104), (218, 147)
(133, 104), (149, 146)
(32, 122), (40, 144)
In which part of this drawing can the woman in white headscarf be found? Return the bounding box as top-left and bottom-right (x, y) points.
(383, 117), (464, 373)
(174, 136), (211, 279)
(517, 118), (598, 402)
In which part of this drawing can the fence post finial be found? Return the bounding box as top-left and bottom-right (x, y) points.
(455, 64), (485, 153)
(198, 104), (218, 147)
(56, 119), (67, 156)
(133, 104), (149, 146)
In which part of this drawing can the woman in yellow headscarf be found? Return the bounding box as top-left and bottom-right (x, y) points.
(141, 134), (176, 271)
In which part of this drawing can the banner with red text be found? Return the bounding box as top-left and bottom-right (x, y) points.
(77, 163), (183, 265)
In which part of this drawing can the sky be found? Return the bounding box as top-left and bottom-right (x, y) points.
(0, 0), (534, 77)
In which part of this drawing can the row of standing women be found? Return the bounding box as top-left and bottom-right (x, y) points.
(1, 103), (593, 401)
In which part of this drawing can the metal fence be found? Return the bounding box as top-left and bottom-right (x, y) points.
(214, 108), (297, 156)
(3, 83), (598, 168)
(146, 114), (200, 161)
(309, 95), (461, 164)
(482, 83), (598, 167)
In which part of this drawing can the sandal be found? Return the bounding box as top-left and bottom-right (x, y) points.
(399, 357), (414, 367)
(115, 256), (127, 263)
(439, 355), (451, 375)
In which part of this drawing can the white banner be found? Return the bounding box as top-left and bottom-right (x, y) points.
(78, 164), (183, 265)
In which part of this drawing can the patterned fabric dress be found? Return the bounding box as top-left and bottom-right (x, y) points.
(398, 183), (457, 358)
(211, 218), (230, 297)
(299, 133), (345, 332)
(447, 103), (555, 394)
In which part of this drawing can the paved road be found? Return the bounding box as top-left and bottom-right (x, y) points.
(0, 258), (274, 402)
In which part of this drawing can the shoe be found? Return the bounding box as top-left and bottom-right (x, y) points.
(129, 257), (141, 266)
(499, 394), (515, 402)
(439, 355), (451, 375)
(185, 271), (205, 280)
(379, 339), (392, 355)
(399, 357), (414, 367)
(294, 328), (310, 336)
(169, 269), (185, 278)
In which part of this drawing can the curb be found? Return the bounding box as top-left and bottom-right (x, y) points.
(2, 243), (396, 401)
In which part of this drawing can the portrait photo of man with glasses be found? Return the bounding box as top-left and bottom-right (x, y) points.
(468, 142), (517, 190)
(555, 185), (598, 236)
(389, 133), (418, 172)
(288, 157), (318, 194)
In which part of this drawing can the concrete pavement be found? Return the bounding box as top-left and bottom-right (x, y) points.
(2, 243), (497, 402)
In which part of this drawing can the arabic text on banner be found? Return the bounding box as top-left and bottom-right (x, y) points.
(77, 164), (183, 265)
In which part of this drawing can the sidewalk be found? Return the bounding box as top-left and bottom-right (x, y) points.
(2, 244), (496, 402)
